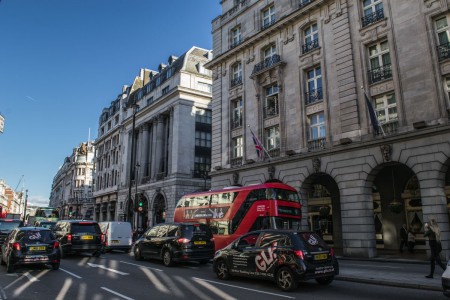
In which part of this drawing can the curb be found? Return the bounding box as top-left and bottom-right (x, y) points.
(335, 275), (442, 292)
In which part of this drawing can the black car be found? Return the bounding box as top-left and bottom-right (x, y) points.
(213, 229), (339, 292)
(1, 227), (61, 273)
(134, 222), (215, 266)
(53, 220), (103, 257)
(0, 219), (24, 249)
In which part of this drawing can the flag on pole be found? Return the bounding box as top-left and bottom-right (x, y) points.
(363, 90), (384, 136)
(249, 127), (264, 159)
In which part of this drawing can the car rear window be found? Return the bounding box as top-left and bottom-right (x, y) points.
(17, 230), (54, 243)
(295, 232), (329, 252)
(0, 221), (22, 231)
(71, 223), (101, 234)
(181, 224), (212, 239)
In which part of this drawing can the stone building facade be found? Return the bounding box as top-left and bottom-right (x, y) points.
(49, 142), (95, 219)
(206, 0), (450, 258)
(116, 47), (213, 231)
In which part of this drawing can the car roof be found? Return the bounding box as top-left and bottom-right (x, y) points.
(57, 220), (98, 223)
(16, 226), (52, 231)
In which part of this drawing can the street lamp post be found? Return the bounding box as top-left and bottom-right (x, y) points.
(127, 104), (139, 226)
(135, 163), (140, 232)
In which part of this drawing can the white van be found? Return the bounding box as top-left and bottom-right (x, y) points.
(98, 221), (133, 253)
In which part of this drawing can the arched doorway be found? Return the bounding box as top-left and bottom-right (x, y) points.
(153, 193), (166, 225)
(303, 173), (342, 253)
(371, 163), (423, 253)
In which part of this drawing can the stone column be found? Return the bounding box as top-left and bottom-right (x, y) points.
(136, 126), (144, 183)
(151, 119), (157, 179)
(142, 124), (150, 178)
(155, 115), (165, 176)
(167, 107), (174, 174)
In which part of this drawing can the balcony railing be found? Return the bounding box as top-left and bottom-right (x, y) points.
(231, 115), (242, 129)
(437, 42), (450, 61)
(230, 76), (242, 88)
(305, 88), (323, 105)
(376, 120), (399, 137)
(361, 9), (384, 27)
(307, 137), (326, 151)
(230, 38), (242, 49)
(263, 103), (279, 119)
(268, 148), (280, 158)
(261, 18), (276, 31)
(368, 64), (392, 84)
(299, 0), (314, 9)
(252, 54), (281, 75)
(302, 39), (319, 54)
(230, 157), (243, 167)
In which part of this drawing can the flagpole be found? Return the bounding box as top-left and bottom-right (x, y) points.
(248, 125), (271, 161)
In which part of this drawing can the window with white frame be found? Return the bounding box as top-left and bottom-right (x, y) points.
(198, 82), (212, 93)
(306, 66), (322, 104)
(265, 126), (280, 150)
(303, 23), (319, 53)
(264, 44), (277, 60)
(231, 98), (243, 128)
(373, 93), (397, 124)
(309, 112), (325, 140)
(231, 62), (242, 87)
(262, 5), (276, 29)
(362, 0), (384, 27)
(264, 83), (279, 117)
(436, 16), (450, 60)
(231, 26), (242, 47)
(232, 136), (243, 158)
(368, 40), (392, 83)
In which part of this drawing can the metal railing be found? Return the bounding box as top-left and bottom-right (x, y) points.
(252, 54), (281, 75)
(268, 148), (280, 158)
(230, 157), (243, 167)
(231, 115), (242, 129)
(299, 0), (314, 9)
(230, 76), (242, 88)
(263, 103), (279, 119)
(307, 137), (326, 151)
(302, 39), (319, 54)
(437, 42), (450, 61)
(261, 18), (276, 30)
(376, 120), (399, 136)
(361, 9), (384, 27)
(368, 64), (392, 84)
(305, 88), (323, 105)
(230, 38), (242, 49)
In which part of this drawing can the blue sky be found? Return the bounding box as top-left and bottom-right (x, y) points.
(0, 0), (221, 206)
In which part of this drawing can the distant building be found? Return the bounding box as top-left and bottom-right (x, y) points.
(105, 46), (213, 231)
(0, 179), (23, 217)
(206, 0), (450, 258)
(49, 142), (95, 219)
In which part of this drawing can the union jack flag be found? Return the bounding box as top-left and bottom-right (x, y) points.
(250, 127), (264, 159)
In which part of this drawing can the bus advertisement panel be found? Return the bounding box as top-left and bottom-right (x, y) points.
(174, 182), (302, 251)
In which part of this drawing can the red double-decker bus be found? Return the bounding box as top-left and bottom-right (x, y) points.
(174, 182), (302, 250)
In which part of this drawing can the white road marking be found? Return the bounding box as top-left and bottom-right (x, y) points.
(23, 272), (39, 282)
(192, 277), (296, 299)
(101, 287), (134, 300)
(119, 261), (163, 272)
(87, 263), (129, 275)
(350, 264), (401, 269)
(55, 278), (72, 300)
(60, 268), (82, 279)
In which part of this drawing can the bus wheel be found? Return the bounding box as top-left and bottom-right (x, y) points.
(276, 267), (298, 292)
(215, 259), (230, 280)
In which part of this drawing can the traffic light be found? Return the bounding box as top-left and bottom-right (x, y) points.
(139, 199), (143, 207)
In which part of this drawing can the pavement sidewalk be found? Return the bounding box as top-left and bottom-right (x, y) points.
(335, 256), (443, 291)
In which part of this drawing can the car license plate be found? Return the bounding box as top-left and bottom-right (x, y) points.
(29, 246), (46, 251)
(111, 240), (120, 244)
(194, 241), (206, 245)
(82, 236), (93, 240)
(314, 254), (328, 260)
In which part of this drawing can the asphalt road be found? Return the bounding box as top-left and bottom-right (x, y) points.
(0, 251), (443, 300)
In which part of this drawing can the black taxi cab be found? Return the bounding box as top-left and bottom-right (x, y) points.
(213, 229), (339, 291)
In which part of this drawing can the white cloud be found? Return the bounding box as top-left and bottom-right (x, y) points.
(27, 195), (50, 207)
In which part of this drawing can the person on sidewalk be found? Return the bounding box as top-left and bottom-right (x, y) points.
(424, 219), (445, 278)
(399, 224), (408, 253)
(407, 229), (415, 254)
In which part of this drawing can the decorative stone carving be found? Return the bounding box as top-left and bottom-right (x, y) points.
(78, 143), (87, 155)
(268, 166), (275, 180)
(283, 34), (295, 45)
(380, 144), (392, 162)
(232, 172), (239, 185)
(312, 157), (321, 173)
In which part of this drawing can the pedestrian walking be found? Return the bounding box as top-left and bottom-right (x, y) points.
(399, 224), (408, 253)
(407, 229), (415, 254)
(424, 219), (446, 278)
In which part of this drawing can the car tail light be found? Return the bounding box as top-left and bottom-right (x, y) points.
(294, 250), (304, 260)
(210, 237), (215, 242)
(67, 234), (72, 242)
(53, 242), (60, 249)
(101, 234), (105, 243)
(12, 242), (21, 251)
(177, 238), (190, 245)
(330, 248), (335, 257)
